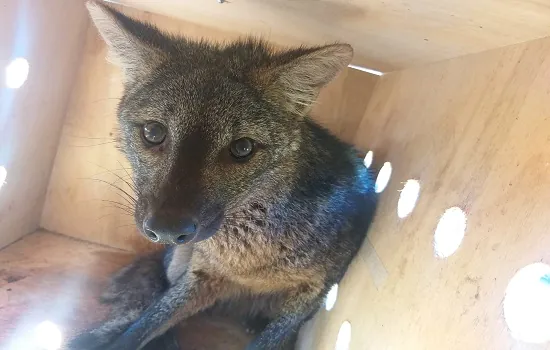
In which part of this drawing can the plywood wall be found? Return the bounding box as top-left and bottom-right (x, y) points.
(306, 36), (550, 350)
(116, 0), (550, 72)
(0, 0), (89, 249)
(37, 3), (550, 349)
(40, 6), (379, 252)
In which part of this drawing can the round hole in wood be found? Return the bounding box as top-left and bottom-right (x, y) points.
(34, 320), (63, 350)
(325, 284), (338, 311)
(363, 151), (374, 168)
(433, 207), (466, 258)
(374, 162), (392, 193)
(5, 57), (29, 89)
(397, 179), (420, 218)
(504, 263), (550, 344)
(335, 321), (352, 350)
(0, 166), (6, 190)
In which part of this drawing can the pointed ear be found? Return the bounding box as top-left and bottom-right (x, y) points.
(86, 1), (169, 84)
(265, 44), (353, 116)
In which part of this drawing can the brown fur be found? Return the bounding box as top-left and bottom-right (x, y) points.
(66, 2), (377, 350)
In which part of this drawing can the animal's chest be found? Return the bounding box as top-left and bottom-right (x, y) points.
(193, 237), (323, 294)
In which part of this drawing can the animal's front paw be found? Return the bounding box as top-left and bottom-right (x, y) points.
(142, 329), (181, 350)
(98, 329), (180, 350)
(99, 255), (165, 305)
(65, 331), (107, 350)
(98, 335), (139, 350)
(99, 267), (132, 304)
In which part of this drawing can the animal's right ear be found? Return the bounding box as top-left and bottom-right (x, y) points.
(86, 1), (170, 84)
(260, 44), (353, 116)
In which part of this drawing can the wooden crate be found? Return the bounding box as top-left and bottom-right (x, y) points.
(2, 1), (550, 349)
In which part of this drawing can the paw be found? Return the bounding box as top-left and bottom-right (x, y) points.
(66, 332), (133, 350)
(98, 335), (139, 350)
(97, 327), (179, 350)
(65, 322), (130, 350)
(99, 266), (134, 304)
(65, 331), (107, 350)
(141, 330), (180, 350)
(100, 256), (166, 305)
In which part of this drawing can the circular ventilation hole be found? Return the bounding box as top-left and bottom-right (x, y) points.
(325, 284), (338, 311)
(433, 207), (466, 258)
(0, 166), (6, 191)
(503, 263), (550, 344)
(397, 179), (420, 218)
(5, 58), (29, 89)
(335, 321), (352, 350)
(363, 151), (373, 168)
(374, 162), (392, 193)
(34, 321), (63, 350)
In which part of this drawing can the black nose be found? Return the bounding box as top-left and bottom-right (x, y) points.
(143, 214), (197, 245)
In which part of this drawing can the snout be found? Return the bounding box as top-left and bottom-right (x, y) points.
(142, 214), (198, 245)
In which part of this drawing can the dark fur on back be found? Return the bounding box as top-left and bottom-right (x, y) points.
(67, 2), (377, 349)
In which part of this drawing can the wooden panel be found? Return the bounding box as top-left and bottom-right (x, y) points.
(313, 68), (379, 144)
(308, 37), (550, 349)
(0, 0), (89, 248)
(115, 0), (550, 72)
(0, 230), (134, 348)
(40, 5), (379, 251)
(0, 230), (252, 349)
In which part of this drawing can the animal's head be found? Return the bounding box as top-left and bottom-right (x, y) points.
(87, 1), (353, 245)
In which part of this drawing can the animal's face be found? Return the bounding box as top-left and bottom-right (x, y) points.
(118, 66), (300, 244)
(88, 1), (352, 245)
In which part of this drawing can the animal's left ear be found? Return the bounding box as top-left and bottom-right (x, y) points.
(86, 1), (171, 85)
(264, 44), (353, 116)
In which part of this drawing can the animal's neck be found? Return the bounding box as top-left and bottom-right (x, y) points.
(203, 118), (366, 260)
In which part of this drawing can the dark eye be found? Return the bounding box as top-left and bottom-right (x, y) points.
(230, 137), (255, 160)
(142, 122), (167, 145)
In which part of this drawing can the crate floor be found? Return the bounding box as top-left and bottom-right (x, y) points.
(0, 230), (251, 350)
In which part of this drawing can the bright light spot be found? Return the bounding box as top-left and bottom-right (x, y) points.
(504, 263), (550, 344)
(397, 180), (420, 218)
(335, 321), (352, 350)
(0, 166), (6, 190)
(433, 207), (466, 258)
(374, 162), (392, 193)
(5, 58), (29, 89)
(348, 64), (384, 76)
(363, 151), (373, 168)
(33, 321), (63, 350)
(325, 284), (338, 311)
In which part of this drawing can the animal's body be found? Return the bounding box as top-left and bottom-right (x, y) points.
(68, 2), (377, 349)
